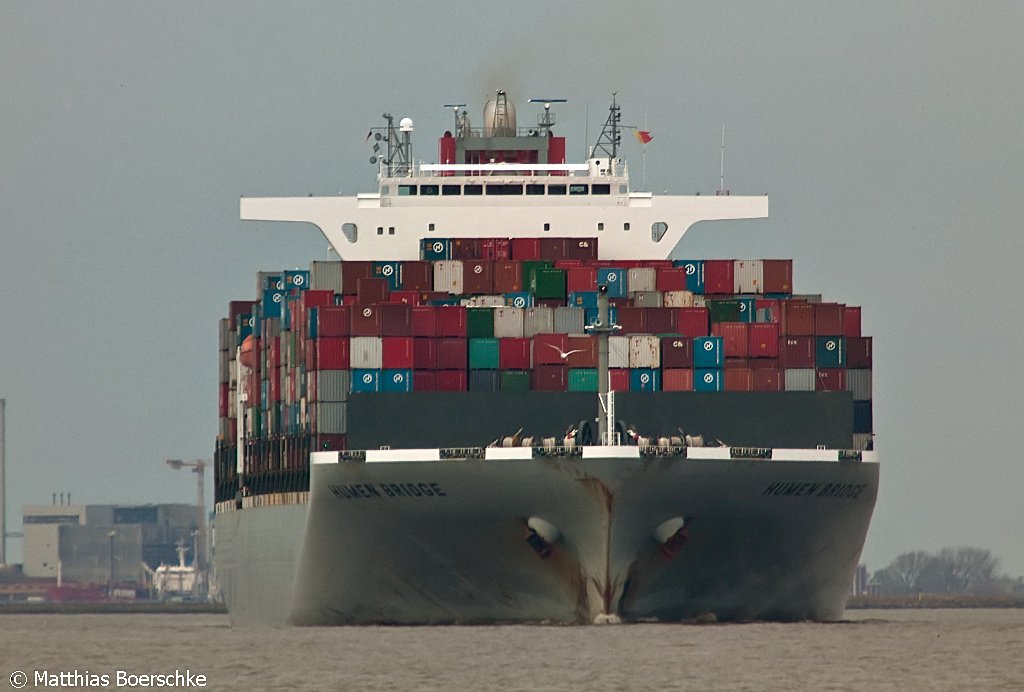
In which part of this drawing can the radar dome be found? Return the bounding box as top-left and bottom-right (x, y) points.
(399, 117), (414, 132)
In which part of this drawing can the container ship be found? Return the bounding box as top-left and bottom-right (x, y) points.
(213, 92), (878, 625)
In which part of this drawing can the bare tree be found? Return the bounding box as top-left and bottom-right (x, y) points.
(873, 551), (936, 595)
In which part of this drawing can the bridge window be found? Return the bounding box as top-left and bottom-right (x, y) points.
(398, 185), (417, 196)
(388, 226), (395, 235)
(526, 184), (545, 195)
(592, 184), (611, 195)
(442, 184), (460, 196)
(428, 223), (435, 232)
(597, 222), (604, 231)
(548, 184), (566, 195)
(342, 223), (357, 242)
(623, 222), (631, 231)
(377, 226), (384, 235)
(486, 184), (523, 195)
(569, 184), (588, 195)
(464, 184), (483, 195)
(543, 223), (551, 231)
(420, 184), (439, 196)
(652, 222), (668, 242)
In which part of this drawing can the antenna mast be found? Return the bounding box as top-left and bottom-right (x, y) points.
(717, 123), (729, 196)
(591, 93), (622, 160)
(0, 398), (5, 565)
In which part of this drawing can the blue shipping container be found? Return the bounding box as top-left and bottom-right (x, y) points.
(421, 238), (452, 261)
(236, 313), (255, 343)
(736, 297), (756, 323)
(262, 288), (286, 318)
(584, 306), (618, 328)
(505, 292), (535, 308)
(283, 270), (310, 291)
(381, 369), (414, 392)
(674, 260), (705, 293)
(568, 291), (599, 309)
(694, 368), (723, 392)
(693, 336), (724, 367)
(351, 369), (381, 393)
(630, 368), (661, 392)
(373, 261), (402, 290)
(596, 268), (628, 298)
(816, 336), (847, 368)
(307, 307), (319, 339)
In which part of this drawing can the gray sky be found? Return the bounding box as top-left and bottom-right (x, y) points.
(2, 2), (1022, 575)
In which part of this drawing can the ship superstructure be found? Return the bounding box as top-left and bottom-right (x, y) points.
(214, 91), (877, 626)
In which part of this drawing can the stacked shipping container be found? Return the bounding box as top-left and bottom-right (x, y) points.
(215, 240), (872, 501)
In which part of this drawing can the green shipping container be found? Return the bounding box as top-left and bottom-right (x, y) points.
(521, 260), (554, 289)
(466, 307), (494, 338)
(469, 338), (500, 369)
(707, 299), (742, 323)
(531, 268), (567, 300)
(568, 368), (598, 392)
(500, 370), (531, 391)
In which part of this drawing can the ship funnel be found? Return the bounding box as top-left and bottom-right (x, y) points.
(483, 90), (516, 137)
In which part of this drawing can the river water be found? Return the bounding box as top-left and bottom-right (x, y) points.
(1, 609), (1022, 691)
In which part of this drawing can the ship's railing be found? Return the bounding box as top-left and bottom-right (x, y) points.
(334, 446), (864, 462)
(379, 160), (629, 179)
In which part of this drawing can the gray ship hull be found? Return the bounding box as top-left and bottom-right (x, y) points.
(215, 450), (878, 625)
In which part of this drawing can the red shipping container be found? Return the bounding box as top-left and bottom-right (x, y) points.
(436, 337), (467, 369)
(703, 259), (735, 295)
(779, 336), (815, 368)
(609, 368), (630, 392)
(814, 303), (845, 335)
(816, 368), (847, 392)
(532, 364), (568, 391)
(229, 300), (257, 325)
(847, 337), (873, 368)
(267, 336), (282, 368)
(356, 277), (389, 305)
(388, 290), (421, 305)
(564, 237), (599, 261)
(713, 322), (749, 357)
(555, 260), (585, 269)
(781, 301), (815, 336)
(316, 305), (350, 337)
(748, 323), (780, 358)
(655, 268), (687, 292)
(566, 267), (598, 293)
(351, 304), (383, 336)
(762, 259), (793, 294)
(341, 261), (373, 295)
(380, 303), (413, 336)
(436, 370), (467, 391)
(317, 337), (350, 370)
(316, 433), (347, 451)
(661, 336), (694, 368)
(539, 237), (567, 260)
(675, 308), (710, 337)
(844, 306), (862, 338)
(302, 289), (334, 312)
(462, 260), (494, 294)
(724, 368), (754, 391)
(435, 306), (468, 337)
(754, 366), (784, 391)
(451, 238), (481, 260)
(382, 337), (414, 369)
(218, 382), (229, 417)
(480, 238), (511, 260)
(400, 261), (433, 291)
(411, 306), (437, 336)
(567, 335), (597, 368)
(413, 338), (438, 369)
(493, 261), (524, 293)
(725, 357), (750, 369)
(413, 370), (437, 391)
(269, 366), (282, 402)
(662, 368), (694, 391)
(755, 298), (782, 323)
(533, 333), (571, 365)
(616, 307), (646, 334)
(511, 238), (541, 260)
(303, 338), (317, 369)
(644, 308), (675, 334)
(499, 337), (532, 369)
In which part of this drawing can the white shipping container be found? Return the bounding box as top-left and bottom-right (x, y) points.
(312, 402), (347, 434)
(228, 385), (237, 418)
(629, 334), (661, 368)
(609, 335), (630, 368)
(846, 369), (872, 401)
(219, 350), (231, 384)
(317, 370), (351, 402)
(734, 259), (764, 294)
(553, 307), (585, 335)
(350, 336), (383, 369)
(310, 260), (344, 292)
(462, 295), (505, 307)
(523, 307), (554, 338)
(663, 290), (696, 308)
(627, 267), (657, 292)
(434, 260), (464, 294)
(219, 318), (232, 352)
(630, 291), (664, 308)
(784, 368), (816, 391)
(493, 307), (525, 338)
